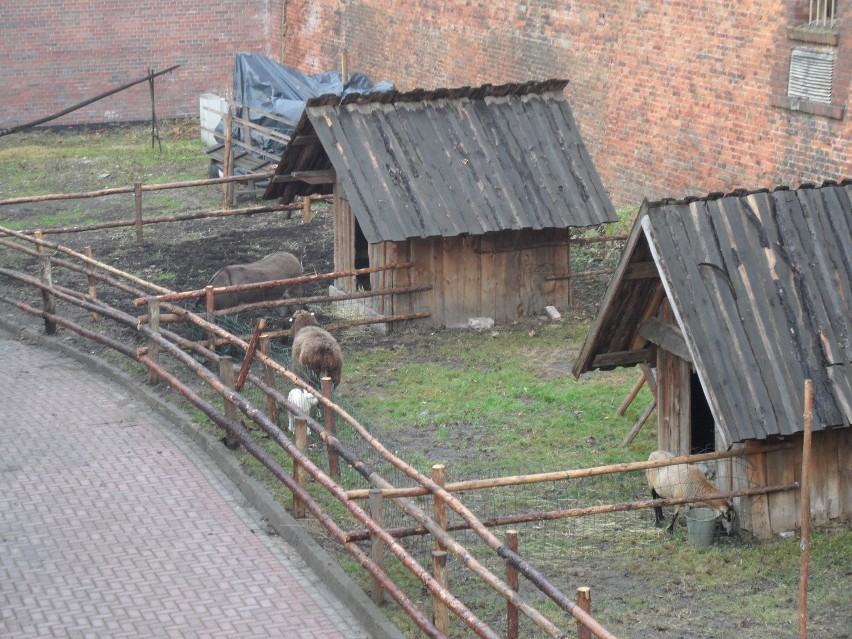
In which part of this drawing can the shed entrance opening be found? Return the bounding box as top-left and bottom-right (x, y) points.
(690, 370), (715, 454)
(354, 221), (371, 290)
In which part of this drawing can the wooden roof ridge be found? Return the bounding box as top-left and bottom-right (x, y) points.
(304, 78), (571, 109)
(644, 177), (852, 210)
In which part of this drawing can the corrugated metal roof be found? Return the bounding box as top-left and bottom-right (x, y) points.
(574, 181), (852, 443)
(263, 80), (617, 243)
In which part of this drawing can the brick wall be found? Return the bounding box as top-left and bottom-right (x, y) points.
(281, 0), (852, 207)
(0, 1), (284, 129)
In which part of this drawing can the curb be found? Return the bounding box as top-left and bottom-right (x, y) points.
(0, 316), (404, 639)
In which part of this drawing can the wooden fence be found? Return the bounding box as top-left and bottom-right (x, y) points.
(0, 225), (622, 639)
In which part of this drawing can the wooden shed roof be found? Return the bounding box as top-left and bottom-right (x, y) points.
(262, 80), (617, 243)
(573, 181), (852, 443)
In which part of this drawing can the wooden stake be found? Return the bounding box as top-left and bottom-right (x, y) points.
(218, 356), (239, 449)
(576, 587), (592, 639)
(34, 231), (56, 334)
(235, 318), (265, 392)
(223, 108), (234, 210)
(146, 299), (160, 385)
(506, 530), (519, 639)
(432, 464), (449, 634)
(293, 417), (308, 518)
(303, 196), (312, 223)
(368, 488), (385, 604)
(134, 182), (143, 244)
(260, 336), (278, 425)
(799, 379), (813, 639)
(432, 550), (449, 635)
(84, 245), (99, 320)
(322, 377), (340, 478)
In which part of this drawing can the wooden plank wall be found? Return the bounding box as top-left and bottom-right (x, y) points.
(333, 213), (574, 327)
(732, 429), (851, 538)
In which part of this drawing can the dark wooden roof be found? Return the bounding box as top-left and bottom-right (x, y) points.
(573, 181), (852, 443)
(262, 80), (617, 243)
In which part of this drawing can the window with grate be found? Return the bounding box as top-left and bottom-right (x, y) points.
(806, 0), (837, 27)
(787, 47), (834, 103)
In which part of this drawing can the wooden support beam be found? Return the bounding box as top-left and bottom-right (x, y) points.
(271, 170), (337, 185)
(591, 348), (654, 369)
(639, 317), (692, 363)
(624, 261), (659, 280)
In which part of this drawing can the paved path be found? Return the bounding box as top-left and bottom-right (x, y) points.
(0, 330), (375, 638)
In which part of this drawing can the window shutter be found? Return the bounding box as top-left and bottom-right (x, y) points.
(788, 48), (834, 104)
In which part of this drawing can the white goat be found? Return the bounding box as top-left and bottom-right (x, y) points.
(287, 388), (319, 434)
(645, 450), (734, 534)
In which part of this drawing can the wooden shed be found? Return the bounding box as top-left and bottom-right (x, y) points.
(263, 80), (617, 328)
(573, 181), (852, 538)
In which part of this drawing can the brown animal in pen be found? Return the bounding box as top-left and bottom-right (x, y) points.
(289, 310), (343, 387)
(204, 251), (303, 310)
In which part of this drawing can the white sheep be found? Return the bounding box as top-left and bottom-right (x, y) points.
(645, 450), (734, 534)
(287, 387), (319, 434)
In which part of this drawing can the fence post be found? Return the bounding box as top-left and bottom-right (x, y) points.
(799, 379), (813, 639)
(218, 356), (239, 449)
(205, 285), (216, 354)
(321, 376), (340, 478)
(292, 417), (308, 518)
(84, 245), (99, 321)
(34, 231), (56, 335)
(146, 299), (160, 385)
(368, 488), (386, 604)
(260, 336), (278, 425)
(134, 182), (143, 244)
(223, 107), (234, 209)
(566, 231), (573, 307)
(431, 464), (449, 635)
(303, 196), (312, 223)
(506, 529), (519, 639)
(576, 587), (592, 639)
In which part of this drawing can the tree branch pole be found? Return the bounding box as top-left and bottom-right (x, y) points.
(0, 65), (180, 137)
(799, 379), (813, 639)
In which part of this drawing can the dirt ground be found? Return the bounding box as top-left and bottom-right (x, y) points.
(1, 125), (849, 639)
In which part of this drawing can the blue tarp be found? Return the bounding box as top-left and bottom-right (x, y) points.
(217, 53), (394, 161)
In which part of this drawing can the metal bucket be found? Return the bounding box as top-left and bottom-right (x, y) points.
(686, 507), (717, 547)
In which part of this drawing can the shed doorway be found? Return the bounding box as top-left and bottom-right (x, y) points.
(354, 220), (371, 290)
(690, 370), (715, 454)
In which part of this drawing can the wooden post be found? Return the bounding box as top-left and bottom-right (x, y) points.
(293, 417), (308, 518)
(322, 376), (340, 478)
(205, 285), (216, 354)
(799, 379), (813, 639)
(34, 231), (56, 335)
(505, 529), (519, 639)
(134, 182), (143, 244)
(260, 336), (278, 425)
(84, 245), (99, 321)
(218, 356), (239, 449)
(617, 373), (646, 416)
(566, 231), (572, 307)
(223, 108), (234, 210)
(303, 196), (312, 223)
(431, 550), (449, 635)
(576, 587), (592, 639)
(147, 299), (160, 385)
(368, 488), (385, 604)
(431, 464), (449, 634)
(621, 399), (657, 446)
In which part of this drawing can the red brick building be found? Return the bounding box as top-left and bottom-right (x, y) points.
(0, 1), (283, 129)
(2, 1), (849, 207)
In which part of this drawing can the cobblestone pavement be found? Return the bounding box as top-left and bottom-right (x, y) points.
(0, 331), (373, 638)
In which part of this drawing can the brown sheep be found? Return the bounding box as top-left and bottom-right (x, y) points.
(290, 310), (343, 387)
(646, 450), (734, 534)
